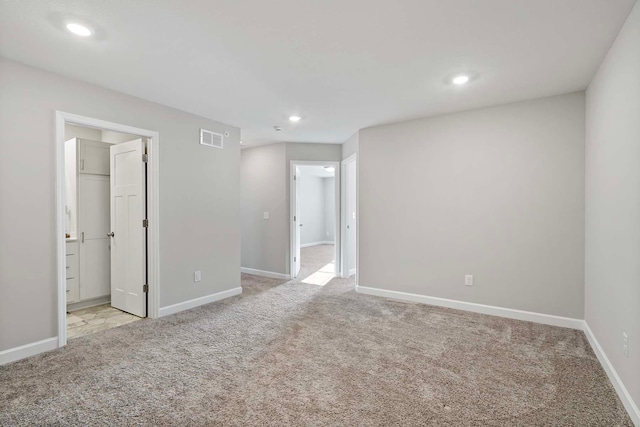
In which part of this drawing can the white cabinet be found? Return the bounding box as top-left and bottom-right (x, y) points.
(65, 241), (79, 303)
(64, 138), (111, 238)
(78, 139), (111, 175)
(64, 137), (112, 307)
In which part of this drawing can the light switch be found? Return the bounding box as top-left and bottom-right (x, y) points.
(263, 212), (269, 220)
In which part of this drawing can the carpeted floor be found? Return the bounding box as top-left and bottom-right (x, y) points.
(0, 245), (632, 426)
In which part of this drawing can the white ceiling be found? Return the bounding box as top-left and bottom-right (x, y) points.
(0, 0), (635, 147)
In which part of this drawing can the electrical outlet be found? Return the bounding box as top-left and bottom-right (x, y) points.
(194, 271), (202, 282)
(623, 332), (628, 357)
(263, 212), (269, 220)
(465, 275), (473, 286)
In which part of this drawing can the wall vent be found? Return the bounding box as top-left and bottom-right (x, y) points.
(200, 129), (224, 149)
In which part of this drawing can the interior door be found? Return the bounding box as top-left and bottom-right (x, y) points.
(347, 161), (357, 276)
(294, 166), (301, 278)
(109, 138), (147, 317)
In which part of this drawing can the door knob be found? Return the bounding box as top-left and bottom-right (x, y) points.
(107, 232), (115, 237)
(299, 224), (303, 227)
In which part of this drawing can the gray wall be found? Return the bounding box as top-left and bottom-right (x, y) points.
(0, 58), (241, 351)
(240, 143), (287, 274)
(585, 1), (640, 409)
(101, 129), (140, 144)
(65, 124), (102, 140)
(342, 132), (359, 160)
(299, 171), (327, 245)
(359, 92), (585, 318)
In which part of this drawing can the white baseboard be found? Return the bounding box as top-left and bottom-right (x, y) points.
(0, 337), (58, 365)
(159, 287), (242, 317)
(349, 268), (356, 277)
(355, 286), (584, 330)
(241, 267), (291, 280)
(583, 323), (640, 426)
(301, 241), (334, 248)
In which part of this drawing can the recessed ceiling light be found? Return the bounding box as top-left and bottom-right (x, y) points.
(289, 115), (301, 122)
(66, 23), (92, 37)
(452, 75), (470, 85)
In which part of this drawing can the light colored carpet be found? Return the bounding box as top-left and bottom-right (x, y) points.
(296, 244), (336, 286)
(0, 246), (632, 425)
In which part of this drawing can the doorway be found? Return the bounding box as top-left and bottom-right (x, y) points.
(55, 112), (159, 347)
(290, 161), (340, 285)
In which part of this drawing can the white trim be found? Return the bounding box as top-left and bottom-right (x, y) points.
(349, 268), (357, 277)
(583, 323), (640, 425)
(300, 241), (334, 248)
(0, 337), (58, 365)
(159, 287), (242, 317)
(356, 286), (584, 330)
(240, 267), (291, 280)
(55, 113), (66, 348)
(340, 154), (357, 280)
(290, 160), (341, 279)
(55, 111), (161, 349)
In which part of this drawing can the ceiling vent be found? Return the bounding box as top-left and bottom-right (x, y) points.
(200, 129), (223, 149)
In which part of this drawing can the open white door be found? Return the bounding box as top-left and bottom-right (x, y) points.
(294, 166), (301, 278)
(346, 160), (357, 277)
(109, 138), (147, 317)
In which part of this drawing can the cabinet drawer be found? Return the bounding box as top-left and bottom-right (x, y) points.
(66, 276), (79, 304)
(66, 253), (78, 279)
(65, 241), (78, 255)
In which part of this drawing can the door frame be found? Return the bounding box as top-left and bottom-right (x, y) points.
(289, 160), (341, 278)
(340, 153), (357, 282)
(55, 111), (160, 348)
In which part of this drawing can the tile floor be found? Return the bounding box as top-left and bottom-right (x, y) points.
(67, 304), (142, 339)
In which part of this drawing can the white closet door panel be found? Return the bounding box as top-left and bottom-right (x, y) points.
(78, 174), (111, 300)
(80, 240), (111, 299)
(80, 176), (111, 235)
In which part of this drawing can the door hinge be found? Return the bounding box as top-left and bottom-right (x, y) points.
(142, 219), (149, 228)
(294, 215), (296, 221)
(294, 175), (296, 181)
(294, 257), (296, 262)
(142, 153), (149, 163)
(143, 284), (149, 293)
